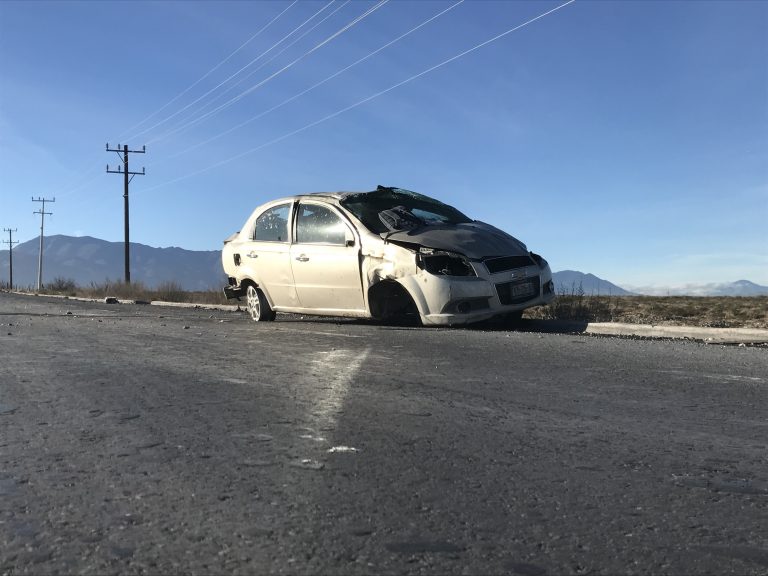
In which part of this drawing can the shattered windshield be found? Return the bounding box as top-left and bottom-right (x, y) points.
(340, 186), (472, 234)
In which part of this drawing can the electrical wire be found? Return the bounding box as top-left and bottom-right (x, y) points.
(150, 0), (352, 147)
(50, 2), (300, 201)
(141, 0), (576, 193)
(145, 0), (390, 146)
(163, 1), (464, 160)
(117, 1), (300, 143)
(132, 1), (338, 143)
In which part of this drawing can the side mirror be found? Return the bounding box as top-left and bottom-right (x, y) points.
(345, 238), (355, 247)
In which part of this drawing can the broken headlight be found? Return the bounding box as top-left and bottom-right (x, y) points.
(416, 248), (476, 277)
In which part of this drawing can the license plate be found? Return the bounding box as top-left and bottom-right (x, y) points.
(511, 281), (536, 298)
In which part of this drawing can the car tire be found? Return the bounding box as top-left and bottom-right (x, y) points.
(246, 285), (276, 322)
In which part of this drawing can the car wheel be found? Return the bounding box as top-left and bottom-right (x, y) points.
(246, 285), (276, 321)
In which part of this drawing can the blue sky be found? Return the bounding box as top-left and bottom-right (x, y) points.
(1, 0), (766, 289)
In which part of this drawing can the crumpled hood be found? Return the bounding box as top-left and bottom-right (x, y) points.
(383, 221), (529, 260)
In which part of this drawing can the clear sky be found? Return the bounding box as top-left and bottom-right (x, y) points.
(1, 0), (766, 289)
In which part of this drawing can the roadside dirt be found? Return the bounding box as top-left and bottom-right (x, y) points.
(525, 295), (768, 329)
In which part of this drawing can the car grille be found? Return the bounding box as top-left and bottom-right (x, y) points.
(484, 255), (535, 274)
(496, 276), (540, 305)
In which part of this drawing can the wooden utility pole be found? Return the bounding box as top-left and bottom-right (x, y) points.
(3, 228), (18, 289)
(107, 143), (145, 283)
(32, 197), (54, 291)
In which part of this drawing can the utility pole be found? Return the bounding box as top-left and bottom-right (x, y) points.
(32, 197), (54, 291)
(107, 143), (145, 283)
(3, 228), (18, 289)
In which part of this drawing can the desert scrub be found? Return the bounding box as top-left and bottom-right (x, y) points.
(526, 282), (620, 322)
(525, 295), (767, 329)
(25, 279), (230, 306)
(155, 281), (186, 302)
(41, 277), (78, 296)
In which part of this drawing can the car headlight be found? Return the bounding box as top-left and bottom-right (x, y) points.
(417, 248), (476, 277)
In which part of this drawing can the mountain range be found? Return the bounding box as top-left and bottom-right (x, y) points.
(1, 235), (766, 296)
(0, 235), (224, 290)
(622, 280), (768, 297)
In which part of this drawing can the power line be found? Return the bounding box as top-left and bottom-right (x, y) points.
(54, 2), (301, 203)
(107, 144), (146, 283)
(145, 0), (390, 146)
(3, 228), (19, 289)
(151, 0), (352, 145)
(133, 1), (338, 143)
(33, 1), (384, 206)
(165, 0), (464, 160)
(142, 0), (576, 192)
(118, 1), (300, 142)
(32, 197), (55, 291)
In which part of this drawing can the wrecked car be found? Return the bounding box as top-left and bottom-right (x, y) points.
(222, 186), (555, 326)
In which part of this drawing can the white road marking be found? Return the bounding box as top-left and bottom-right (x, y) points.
(327, 446), (358, 453)
(291, 347), (370, 462)
(309, 347), (370, 427)
(276, 327), (363, 339)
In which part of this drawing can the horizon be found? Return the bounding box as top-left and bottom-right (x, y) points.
(2, 232), (766, 295)
(1, 1), (766, 286)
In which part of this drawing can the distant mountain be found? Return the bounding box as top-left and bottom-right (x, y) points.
(551, 270), (633, 296)
(0, 235), (224, 290)
(628, 280), (768, 297)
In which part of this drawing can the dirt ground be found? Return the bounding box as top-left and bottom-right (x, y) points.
(525, 295), (768, 330)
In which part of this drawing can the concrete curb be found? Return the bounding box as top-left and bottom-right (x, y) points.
(149, 300), (240, 312)
(6, 292), (241, 311)
(524, 320), (768, 344)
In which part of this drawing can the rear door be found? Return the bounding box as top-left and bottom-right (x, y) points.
(241, 202), (298, 308)
(289, 202), (365, 312)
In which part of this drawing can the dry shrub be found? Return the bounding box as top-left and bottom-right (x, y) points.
(45, 277), (78, 295)
(526, 293), (767, 329)
(155, 281), (186, 302)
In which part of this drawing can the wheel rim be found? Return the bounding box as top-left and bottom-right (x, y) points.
(246, 285), (261, 321)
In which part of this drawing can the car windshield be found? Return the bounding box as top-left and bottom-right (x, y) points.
(340, 186), (472, 234)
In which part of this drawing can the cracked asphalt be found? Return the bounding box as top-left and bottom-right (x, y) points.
(1, 292), (767, 575)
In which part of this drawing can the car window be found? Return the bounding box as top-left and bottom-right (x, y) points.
(253, 204), (290, 242)
(296, 204), (347, 245)
(340, 187), (471, 234)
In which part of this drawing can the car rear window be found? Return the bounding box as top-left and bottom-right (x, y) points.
(253, 204), (290, 242)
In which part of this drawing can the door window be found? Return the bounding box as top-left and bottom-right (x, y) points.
(253, 204), (290, 242)
(296, 204), (348, 245)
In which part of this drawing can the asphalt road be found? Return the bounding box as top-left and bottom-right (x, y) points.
(1, 292), (767, 575)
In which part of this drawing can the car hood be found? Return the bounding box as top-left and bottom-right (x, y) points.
(383, 221), (529, 260)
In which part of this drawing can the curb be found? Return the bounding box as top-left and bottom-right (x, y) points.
(524, 320), (768, 344)
(149, 300), (240, 312)
(7, 291), (241, 312)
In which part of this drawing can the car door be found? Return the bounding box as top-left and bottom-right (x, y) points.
(289, 202), (365, 312)
(241, 202), (298, 308)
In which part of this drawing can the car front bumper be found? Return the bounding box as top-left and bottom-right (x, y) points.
(400, 263), (555, 326)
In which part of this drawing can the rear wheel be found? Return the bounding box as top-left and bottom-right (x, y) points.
(246, 285), (276, 321)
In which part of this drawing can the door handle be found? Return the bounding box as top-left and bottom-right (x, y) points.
(295, 255), (309, 262)
(247, 251), (258, 259)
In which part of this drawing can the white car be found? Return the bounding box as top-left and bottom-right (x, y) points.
(222, 186), (555, 326)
